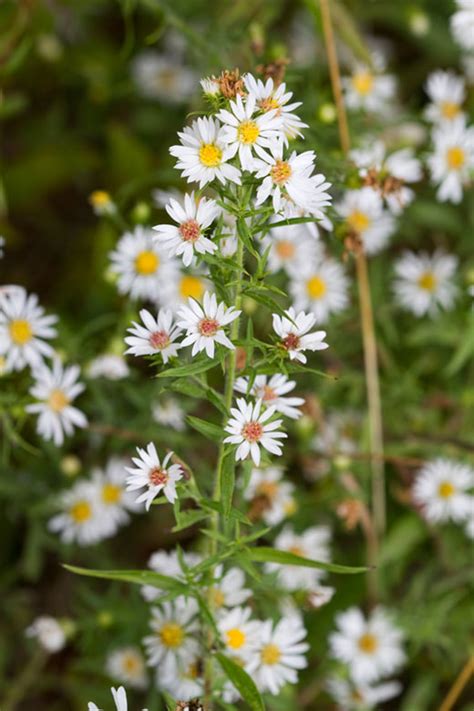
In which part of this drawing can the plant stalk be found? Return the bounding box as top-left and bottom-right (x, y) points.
(438, 656), (474, 711)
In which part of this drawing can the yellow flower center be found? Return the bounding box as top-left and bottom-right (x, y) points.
(210, 588), (226, 608)
(237, 120), (260, 145)
(348, 210), (370, 233)
(70, 500), (92, 523)
(102, 483), (121, 504)
(89, 190), (111, 208)
(199, 143), (222, 167)
(259, 97), (280, 113)
(261, 643), (281, 665)
(135, 250), (159, 275)
(122, 654), (140, 675)
(160, 622), (184, 648)
(440, 101), (460, 120)
(180, 275), (205, 300)
(418, 271), (437, 292)
(352, 72), (374, 96)
(284, 498), (297, 515)
(226, 627), (246, 650)
(306, 276), (327, 299)
(270, 160), (292, 185)
(256, 481), (279, 500)
(48, 389), (69, 412)
(289, 545), (305, 557)
(438, 481), (455, 499)
(9, 319), (33, 345)
(358, 633), (378, 654)
(446, 146), (465, 170)
(275, 240), (296, 259)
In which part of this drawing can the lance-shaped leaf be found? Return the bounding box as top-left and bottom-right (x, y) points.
(216, 653), (265, 711)
(64, 564), (189, 593)
(157, 358), (217, 379)
(186, 415), (223, 443)
(244, 547), (368, 574)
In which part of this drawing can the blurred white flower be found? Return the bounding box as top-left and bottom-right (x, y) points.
(244, 466), (296, 525)
(141, 549), (201, 602)
(290, 255), (350, 323)
(336, 187), (395, 255)
(265, 525), (331, 590)
(393, 250), (458, 317)
(87, 354), (130, 380)
(143, 597), (199, 670)
(152, 397), (186, 431)
(132, 51), (196, 103)
(26, 616), (66, 653)
(343, 60), (396, 114)
(208, 565), (252, 613)
(450, 0), (474, 51)
(49, 480), (111, 545)
(428, 116), (474, 203)
(106, 646), (147, 689)
(425, 70), (466, 124)
(262, 222), (322, 275)
(218, 606), (261, 663)
(413, 458), (473, 524)
(327, 677), (402, 710)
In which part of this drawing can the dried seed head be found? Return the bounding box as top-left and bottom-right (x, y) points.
(256, 58), (289, 86)
(218, 69), (246, 98)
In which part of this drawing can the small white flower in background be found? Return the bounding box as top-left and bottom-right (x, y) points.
(265, 525), (331, 591)
(125, 443), (183, 510)
(218, 606), (261, 663)
(109, 227), (179, 303)
(273, 307), (328, 363)
(217, 93), (283, 171)
(308, 585), (335, 609)
(327, 677), (402, 710)
(393, 249), (458, 317)
(143, 597), (199, 669)
(244, 466), (296, 525)
(25, 616), (66, 653)
(141, 549), (201, 602)
(290, 255), (350, 324)
(246, 616), (309, 695)
(132, 50), (196, 103)
(125, 308), (182, 363)
(160, 271), (210, 312)
(27, 358), (87, 446)
(450, 0), (474, 51)
(170, 116), (241, 188)
(49, 480), (110, 545)
(262, 222), (322, 275)
(0, 288), (57, 372)
(413, 458), (473, 524)
(255, 141), (332, 216)
(92, 457), (143, 534)
(177, 291), (240, 358)
(313, 410), (360, 458)
(106, 646), (147, 689)
(428, 116), (474, 203)
(152, 397), (186, 431)
(224, 398), (287, 466)
(425, 70), (466, 124)
(234, 373), (305, 419)
(208, 565), (252, 613)
(153, 192), (220, 266)
(244, 73), (308, 141)
(342, 58), (396, 114)
(87, 354), (130, 380)
(329, 607), (405, 685)
(336, 187), (395, 255)
(200, 75), (220, 97)
(156, 652), (204, 701)
(88, 685), (148, 711)
(89, 190), (116, 216)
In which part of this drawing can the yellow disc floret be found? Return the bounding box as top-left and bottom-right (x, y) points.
(9, 319), (33, 345)
(306, 276), (327, 299)
(135, 251), (159, 275)
(199, 143), (222, 167)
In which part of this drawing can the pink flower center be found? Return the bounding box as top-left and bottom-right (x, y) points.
(179, 219), (201, 243)
(257, 385), (276, 402)
(282, 333), (300, 350)
(149, 467), (168, 486)
(241, 421), (264, 442)
(198, 318), (219, 337)
(149, 330), (170, 350)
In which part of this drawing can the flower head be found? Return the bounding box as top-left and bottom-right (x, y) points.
(125, 308), (182, 363)
(26, 616), (66, 654)
(106, 647), (147, 689)
(425, 70), (466, 124)
(290, 255), (350, 323)
(273, 307), (328, 363)
(177, 291), (240, 358)
(125, 443), (183, 510)
(224, 398), (287, 465)
(49, 480), (111, 545)
(265, 525), (331, 590)
(234, 373), (305, 419)
(143, 597), (199, 668)
(336, 187), (395, 255)
(244, 73), (308, 140)
(428, 116), (474, 203)
(393, 249), (458, 316)
(413, 458), (473, 524)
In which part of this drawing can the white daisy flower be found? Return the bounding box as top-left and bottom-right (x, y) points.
(246, 616), (309, 695)
(88, 685), (148, 711)
(109, 227), (179, 303)
(152, 398), (186, 431)
(244, 466), (296, 526)
(336, 187), (395, 255)
(234, 373), (305, 419)
(170, 116), (241, 188)
(25, 616), (66, 654)
(177, 291), (240, 359)
(216, 93), (283, 171)
(273, 307), (328, 363)
(413, 458), (473, 524)
(262, 222), (322, 275)
(143, 597), (199, 669)
(308, 586), (335, 609)
(254, 141), (332, 216)
(329, 607), (405, 685)
(428, 116), (474, 203)
(224, 398), (287, 466)
(217, 606), (261, 663)
(265, 525), (331, 591)
(244, 73), (308, 140)
(89, 190), (116, 216)
(132, 51), (196, 103)
(106, 646), (147, 689)
(393, 249), (458, 317)
(125, 443), (183, 510)
(92, 456), (143, 534)
(200, 76), (220, 97)
(160, 271), (210, 312)
(141, 550), (202, 602)
(450, 0), (474, 50)
(87, 354), (130, 380)
(26, 358), (87, 446)
(342, 61), (396, 114)
(208, 565), (252, 613)
(153, 192), (220, 266)
(125, 308), (182, 363)
(327, 677), (402, 710)
(425, 70), (466, 124)
(290, 256), (350, 323)
(0, 288), (57, 372)
(49, 480), (110, 545)
(156, 652), (204, 701)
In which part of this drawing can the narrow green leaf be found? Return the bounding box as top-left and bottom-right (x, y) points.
(200, 498), (251, 525)
(63, 564), (188, 592)
(216, 653), (265, 711)
(157, 358), (217, 379)
(245, 547), (368, 574)
(172, 509), (210, 532)
(186, 415), (223, 443)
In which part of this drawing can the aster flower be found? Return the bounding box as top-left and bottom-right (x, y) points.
(106, 647), (147, 689)
(265, 525), (331, 591)
(244, 73), (308, 140)
(159, 271), (210, 312)
(244, 465), (296, 525)
(336, 187), (395, 255)
(143, 597), (199, 669)
(170, 116), (241, 188)
(450, 0), (474, 51)
(49, 480), (111, 545)
(327, 678), (402, 710)
(152, 397), (186, 431)
(88, 686), (148, 711)
(329, 607), (405, 685)
(125, 443), (183, 510)
(413, 458), (473, 524)
(217, 606), (261, 663)
(125, 308), (182, 363)
(290, 256), (350, 323)
(272, 307), (328, 363)
(0, 287), (57, 372)
(393, 249), (458, 317)
(234, 374), (305, 419)
(91, 456), (143, 534)
(224, 398), (287, 466)
(262, 222), (322, 275)
(428, 116), (474, 203)
(25, 616), (66, 654)
(87, 354), (130, 380)
(177, 291), (240, 358)
(132, 50), (196, 103)
(200, 76), (221, 97)
(156, 653), (204, 701)
(26, 358), (87, 446)
(208, 565), (252, 613)
(342, 59), (396, 114)
(425, 70), (466, 124)
(153, 192), (220, 266)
